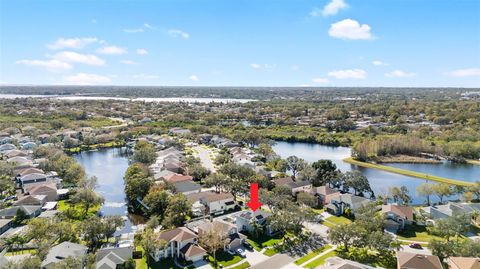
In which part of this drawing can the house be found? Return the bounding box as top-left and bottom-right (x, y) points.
(164, 174), (194, 184)
(0, 219), (12, 235)
(273, 177), (312, 194)
(311, 186), (340, 206)
(21, 142), (37, 150)
(326, 193), (373, 216)
(164, 161), (184, 173)
(235, 210), (275, 235)
(153, 227), (206, 263)
(25, 183), (58, 202)
(18, 167), (44, 177)
(382, 204), (414, 232)
(41, 241), (88, 269)
(18, 173), (48, 187)
(396, 252), (442, 269)
(169, 127), (191, 136)
(0, 205), (42, 219)
(319, 257), (376, 269)
(153, 169), (177, 181)
(14, 194), (47, 206)
(197, 220), (247, 251)
(7, 156), (32, 167)
(448, 257), (480, 269)
(0, 143), (16, 152)
(173, 181), (202, 195)
(4, 150), (28, 159)
(186, 191), (237, 216)
(420, 202), (479, 221)
(96, 246), (134, 269)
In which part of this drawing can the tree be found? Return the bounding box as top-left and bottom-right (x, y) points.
(427, 214), (471, 241)
(133, 141), (157, 164)
(468, 181), (480, 201)
(71, 176), (104, 216)
(13, 208), (29, 225)
(389, 186), (411, 205)
(198, 222), (229, 269)
(342, 171), (372, 196)
(143, 185), (170, 218)
(162, 194), (191, 228)
(124, 163), (153, 211)
(188, 163), (211, 181)
(0, 174), (15, 200)
(430, 238), (480, 262)
(81, 216), (105, 250)
(432, 183), (453, 204)
(135, 228), (166, 269)
(297, 192), (317, 207)
(54, 221), (78, 243)
(204, 173), (228, 192)
(311, 160), (339, 187)
(416, 183), (434, 205)
(4, 256), (42, 269)
(328, 224), (359, 252)
(27, 218), (56, 244)
(286, 156), (306, 178)
(297, 164), (316, 183)
(103, 216), (125, 242)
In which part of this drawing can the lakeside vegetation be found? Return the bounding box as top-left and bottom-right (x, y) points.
(343, 157), (474, 187)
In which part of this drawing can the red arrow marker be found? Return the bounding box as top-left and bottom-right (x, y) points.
(246, 183), (262, 212)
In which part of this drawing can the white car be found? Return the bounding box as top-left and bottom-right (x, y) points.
(236, 248), (246, 258)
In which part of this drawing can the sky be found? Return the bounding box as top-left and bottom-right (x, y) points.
(0, 0), (479, 87)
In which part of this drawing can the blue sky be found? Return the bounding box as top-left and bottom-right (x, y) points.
(1, 0), (479, 87)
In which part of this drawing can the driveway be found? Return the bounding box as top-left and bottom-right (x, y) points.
(400, 245), (432, 255)
(194, 146), (216, 172)
(304, 221), (329, 238)
(193, 260), (214, 269)
(245, 249), (269, 266)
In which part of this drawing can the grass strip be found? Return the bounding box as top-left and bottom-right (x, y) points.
(294, 245), (332, 265)
(343, 157), (473, 187)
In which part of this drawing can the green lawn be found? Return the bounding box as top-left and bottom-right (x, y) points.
(294, 245), (332, 265)
(396, 225), (443, 242)
(246, 233), (284, 251)
(5, 249), (37, 256)
(263, 248), (279, 257)
(57, 200), (100, 220)
(208, 251), (243, 268)
(228, 261), (251, 269)
(135, 258), (179, 269)
(303, 250), (337, 268)
(323, 215), (352, 228)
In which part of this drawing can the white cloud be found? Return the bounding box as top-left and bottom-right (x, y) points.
(47, 37), (98, 50)
(133, 74), (159, 79)
(372, 60), (388, 66)
(63, 73), (111, 85)
(136, 48), (148, 55)
(96, 46), (127, 55)
(446, 68), (480, 77)
(168, 29), (190, 39)
(15, 59), (72, 72)
(328, 69), (367, 79)
(328, 19), (373, 40)
(52, 51), (105, 66)
(189, 75), (199, 81)
(385, 70), (416, 77)
(120, 60), (138, 65)
(321, 0), (348, 16)
(250, 63), (276, 70)
(312, 78), (329, 84)
(144, 23), (155, 29)
(123, 28), (144, 33)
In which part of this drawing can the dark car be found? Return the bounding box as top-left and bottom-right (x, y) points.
(243, 241), (253, 251)
(409, 243), (422, 249)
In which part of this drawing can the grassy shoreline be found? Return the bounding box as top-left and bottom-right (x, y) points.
(64, 140), (126, 153)
(343, 157), (473, 187)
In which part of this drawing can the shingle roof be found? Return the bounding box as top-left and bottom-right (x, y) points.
(202, 192), (234, 203)
(157, 227), (197, 243)
(396, 252), (442, 269)
(382, 204), (414, 220)
(0, 205), (41, 217)
(174, 181), (201, 193)
(180, 243), (206, 258)
(448, 257), (480, 269)
(41, 241), (88, 267)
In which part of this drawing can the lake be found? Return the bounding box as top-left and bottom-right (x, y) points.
(74, 147), (143, 233)
(0, 94), (255, 103)
(272, 141), (480, 204)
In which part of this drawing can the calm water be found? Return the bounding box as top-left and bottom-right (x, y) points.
(0, 94), (255, 103)
(272, 141), (480, 204)
(74, 147), (143, 233)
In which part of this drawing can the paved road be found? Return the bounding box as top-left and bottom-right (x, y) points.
(400, 245), (432, 255)
(194, 146), (216, 172)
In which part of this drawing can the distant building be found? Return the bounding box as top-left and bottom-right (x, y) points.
(396, 252), (442, 269)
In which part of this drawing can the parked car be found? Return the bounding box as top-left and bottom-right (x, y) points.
(236, 248), (246, 258)
(243, 241), (253, 251)
(409, 243), (422, 249)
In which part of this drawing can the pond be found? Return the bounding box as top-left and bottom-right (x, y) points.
(272, 141), (480, 204)
(74, 147), (143, 233)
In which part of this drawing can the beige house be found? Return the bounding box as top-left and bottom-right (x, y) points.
(197, 220), (247, 251)
(153, 227), (206, 263)
(448, 257), (480, 269)
(396, 252), (442, 269)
